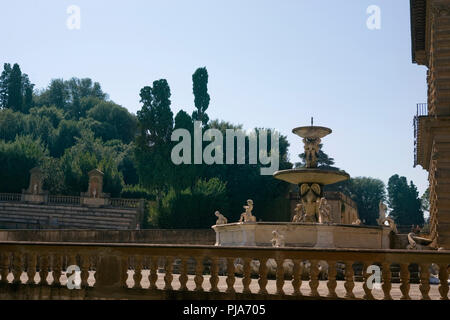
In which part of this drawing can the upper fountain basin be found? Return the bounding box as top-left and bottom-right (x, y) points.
(273, 168), (350, 185)
(292, 126), (332, 139)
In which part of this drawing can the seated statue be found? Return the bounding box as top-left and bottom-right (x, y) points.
(352, 219), (362, 225)
(214, 211), (228, 225)
(292, 203), (304, 222)
(317, 198), (332, 224)
(271, 230), (285, 248)
(239, 199), (256, 223)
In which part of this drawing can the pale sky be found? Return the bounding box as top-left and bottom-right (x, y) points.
(0, 0), (429, 195)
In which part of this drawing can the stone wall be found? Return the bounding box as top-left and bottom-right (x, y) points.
(0, 202), (143, 230)
(0, 229), (216, 245)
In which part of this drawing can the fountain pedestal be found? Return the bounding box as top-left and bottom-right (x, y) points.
(213, 222), (392, 249)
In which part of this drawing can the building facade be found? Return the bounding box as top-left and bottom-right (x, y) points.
(412, 0), (450, 248)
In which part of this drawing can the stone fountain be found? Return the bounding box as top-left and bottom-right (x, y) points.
(212, 123), (392, 249)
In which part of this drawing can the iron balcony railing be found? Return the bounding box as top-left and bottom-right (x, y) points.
(414, 103), (428, 167)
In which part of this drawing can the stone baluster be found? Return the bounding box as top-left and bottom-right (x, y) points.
(133, 256), (143, 289)
(179, 257), (188, 291)
(275, 258), (285, 295)
(194, 257), (204, 292)
(27, 253), (37, 285)
(399, 263), (411, 300)
(292, 260), (302, 296)
(242, 258), (252, 294)
(327, 260), (337, 298)
(209, 257), (219, 293)
(381, 262), (392, 300)
(164, 257), (174, 291)
(418, 263), (431, 300)
(52, 254), (62, 286)
(225, 258), (236, 294)
(258, 258), (268, 295)
(309, 260), (319, 297)
(39, 254), (49, 285)
(438, 263), (449, 300)
(12, 252), (22, 284)
(344, 261), (355, 299)
(149, 256), (158, 290)
(120, 256), (130, 288)
(362, 262), (375, 300)
(0, 253), (10, 284)
(80, 255), (90, 288)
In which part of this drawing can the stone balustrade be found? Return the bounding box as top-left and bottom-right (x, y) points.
(0, 192), (143, 209)
(0, 241), (449, 300)
(0, 193), (22, 202)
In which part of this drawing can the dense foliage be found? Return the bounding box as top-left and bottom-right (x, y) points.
(0, 62), (428, 229)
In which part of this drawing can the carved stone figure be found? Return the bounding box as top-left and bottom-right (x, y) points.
(215, 211), (228, 225)
(303, 137), (321, 168)
(300, 183), (321, 223)
(384, 217), (398, 233)
(271, 230), (285, 248)
(377, 201), (388, 225)
(407, 232), (434, 250)
(239, 199), (256, 223)
(317, 198), (332, 224)
(292, 203), (304, 222)
(376, 201), (398, 233)
(352, 219), (362, 225)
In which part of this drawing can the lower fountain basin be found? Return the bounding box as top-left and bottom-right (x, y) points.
(212, 222), (392, 249)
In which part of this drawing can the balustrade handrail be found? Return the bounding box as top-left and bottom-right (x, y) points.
(0, 192), (144, 209)
(0, 241), (449, 300)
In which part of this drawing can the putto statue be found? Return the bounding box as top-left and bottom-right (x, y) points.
(377, 201), (398, 233)
(377, 201), (388, 225)
(271, 230), (285, 248)
(239, 199), (256, 223)
(215, 211), (228, 225)
(317, 198), (332, 224)
(292, 203), (304, 222)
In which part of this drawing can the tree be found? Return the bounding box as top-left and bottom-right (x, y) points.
(332, 177), (386, 225)
(0, 136), (47, 193)
(51, 120), (82, 157)
(150, 178), (229, 229)
(59, 131), (124, 196)
(21, 74), (34, 113)
(0, 63), (12, 108)
(192, 67), (210, 126)
(387, 174), (424, 226)
(421, 187), (430, 212)
(47, 79), (69, 110)
(86, 101), (137, 143)
(135, 79), (174, 195)
(7, 64), (23, 112)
